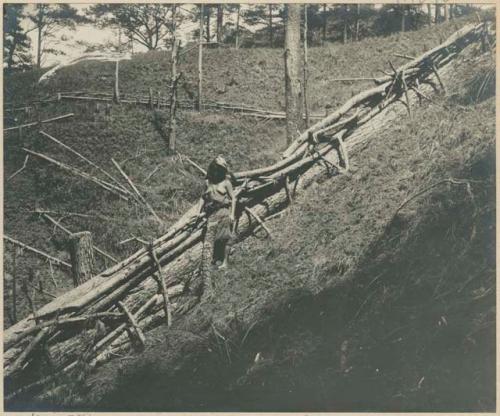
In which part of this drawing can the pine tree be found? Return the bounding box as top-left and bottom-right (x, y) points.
(3, 4), (32, 70)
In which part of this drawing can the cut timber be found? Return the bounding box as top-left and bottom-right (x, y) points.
(181, 154), (207, 176)
(111, 158), (163, 224)
(24, 148), (130, 201)
(5, 327), (51, 378)
(39, 131), (129, 195)
(149, 243), (172, 327)
(68, 232), (95, 287)
(244, 207), (272, 238)
(4, 235), (71, 269)
(6, 312), (124, 349)
(4, 113), (74, 133)
(7, 155), (30, 181)
(41, 213), (117, 264)
(117, 301), (145, 348)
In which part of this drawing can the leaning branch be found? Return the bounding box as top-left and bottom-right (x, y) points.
(23, 148), (130, 201)
(111, 158), (163, 224)
(4, 235), (71, 270)
(39, 131), (129, 195)
(40, 213), (118, 264)
(394, 178), (474, 216)
(4, 113), (74, 133)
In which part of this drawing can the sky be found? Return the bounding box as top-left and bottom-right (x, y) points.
(21, 4), (244, 68)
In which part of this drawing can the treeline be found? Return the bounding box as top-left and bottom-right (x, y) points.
(4, 3), (481, 71)
(230, 4), (479, 47)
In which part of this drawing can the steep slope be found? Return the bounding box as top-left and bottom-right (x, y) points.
(36, 27), (494, 411)
(2, 15), (481, 328)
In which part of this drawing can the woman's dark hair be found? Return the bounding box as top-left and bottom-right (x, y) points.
(206, 159), (227, 184)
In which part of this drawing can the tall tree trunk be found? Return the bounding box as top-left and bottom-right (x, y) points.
(449, 5), (454, 20)
(198, 5), (204, 111)
(322, 4), (327, 44)
(7, 43), (16, 70)
(205, 7), (210, 42)
(169, 40), (179, 153)
(117, 26), (122, 49)
(169, 5), (178, 153)
(444, 3), (449, 21)
(401, 6), (406, 33)
(216, 4), (223, 44)
(284, 4), (304, 145)
(235, 4), (240, 48)
(303, 4), (309, 127)
(343, 5), (348, 44)
(113, 60), (120, 103)
(355, 4), (360, 41)
(269, 5), (274, 47)
(36, 24), (42, 69)
(12, 248), (17, 323)
(427, 4), (433, 26)
(69, 232), (94, 287)
(435, 2), (441, 23)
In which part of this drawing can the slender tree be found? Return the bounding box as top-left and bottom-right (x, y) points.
(87, 4), (177, 51)
(242, 5), (283, 47)
(202, 5), (213, 42)
(322, 4), (327, 44)
(28, 4), (84, 68)
(435, 2), (441, 23)
(284, 4), (304, 145)
(3, 4), (31, 70)
(401, 5), (406, 33)
(269, 4), (274, 47)
(235, 4), (240, 48)
(216, 4), (223, 44)
(355, 4), (361, 41)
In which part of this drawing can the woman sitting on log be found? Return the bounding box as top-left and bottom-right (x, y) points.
(198, 155), (237, 272)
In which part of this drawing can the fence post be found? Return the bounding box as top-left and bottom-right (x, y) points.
(114, 60), (120, 104)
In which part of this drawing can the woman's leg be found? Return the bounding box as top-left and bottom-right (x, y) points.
(219, 241), (229, 269)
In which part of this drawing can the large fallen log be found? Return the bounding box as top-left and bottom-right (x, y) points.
(3, 22), (490, 401)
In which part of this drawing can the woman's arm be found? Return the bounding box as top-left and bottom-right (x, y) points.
(198, 180), (209, 215)
(226, 180), (237, 223)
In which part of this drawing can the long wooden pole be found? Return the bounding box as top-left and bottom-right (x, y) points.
(149, 243), (172, 327)
(41, 213), (118, 264)
(4, 114), (74, 133)
(169, 6), (179, 153)
(4, 235), (71, 269)
(303, 4), (310, 128)
(111, 158), (163, 224)
(39, 131), (128, 194)
(114, 60), (120, 103)
(12, 248), (18, 323)
(23, 148), (130, 201)
(198, 4), (204, 111)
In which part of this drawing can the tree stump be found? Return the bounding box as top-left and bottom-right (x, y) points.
(69, 232), (94, 287)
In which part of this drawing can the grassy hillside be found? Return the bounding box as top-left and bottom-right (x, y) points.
(5, 16), (477, 111)
(3, 15), (479, 327)
(86, 30), (493, 411)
